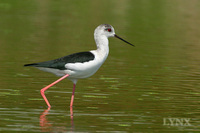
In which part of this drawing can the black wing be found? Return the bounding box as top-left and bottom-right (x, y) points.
(24, 51), (95, 70)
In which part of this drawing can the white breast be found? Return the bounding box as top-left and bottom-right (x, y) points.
(65, 50), (108, 79)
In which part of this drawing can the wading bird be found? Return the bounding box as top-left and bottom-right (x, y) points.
(24, 24), (134, 108)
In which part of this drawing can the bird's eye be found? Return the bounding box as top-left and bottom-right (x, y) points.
(107, 28), (112, 32)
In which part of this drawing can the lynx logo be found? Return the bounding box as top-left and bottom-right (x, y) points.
(163, 118), (192, 126)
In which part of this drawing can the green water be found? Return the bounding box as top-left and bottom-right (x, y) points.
(0, 0), (199, 132)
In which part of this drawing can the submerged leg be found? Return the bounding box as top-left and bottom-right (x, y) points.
(70, 83), (76, 107)
(41, 74), (70, 107)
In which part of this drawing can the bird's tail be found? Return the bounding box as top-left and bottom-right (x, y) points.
(24, 63), (38, 67)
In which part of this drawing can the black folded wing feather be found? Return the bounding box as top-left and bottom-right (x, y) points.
(24, 51), (95, 70)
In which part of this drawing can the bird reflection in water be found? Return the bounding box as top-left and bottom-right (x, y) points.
(40, 107), (51, 132)
(40, 107), (74, 132)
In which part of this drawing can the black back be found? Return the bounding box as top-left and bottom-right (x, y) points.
(24, 51), (95, 70)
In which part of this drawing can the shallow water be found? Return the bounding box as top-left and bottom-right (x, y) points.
(0, 0), (200, 132)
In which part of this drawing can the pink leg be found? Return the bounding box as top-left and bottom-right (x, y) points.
(70, 83), (76, 107)
(40, 74), (70, 107)
(70, 106), (74, 130)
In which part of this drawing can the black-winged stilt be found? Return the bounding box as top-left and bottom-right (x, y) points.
(24, 24), (134, 108)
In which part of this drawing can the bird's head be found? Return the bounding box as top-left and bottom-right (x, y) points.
(94, 24), (134, 46)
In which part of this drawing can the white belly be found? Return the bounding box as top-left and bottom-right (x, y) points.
(36, 50), (109, 80)
(65, 50), (108, 79)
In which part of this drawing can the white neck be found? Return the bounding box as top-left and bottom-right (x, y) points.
(94, 34), (109, 57)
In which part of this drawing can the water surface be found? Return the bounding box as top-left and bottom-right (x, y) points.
(0, 0), (199, 132)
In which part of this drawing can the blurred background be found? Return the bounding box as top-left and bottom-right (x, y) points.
(0, 0), (199, 132)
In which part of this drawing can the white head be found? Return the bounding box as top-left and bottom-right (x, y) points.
(94, 24), (115, 38)
(94, 24), (134, 46)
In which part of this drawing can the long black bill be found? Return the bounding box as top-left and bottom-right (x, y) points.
(114, 34), (134, 47)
